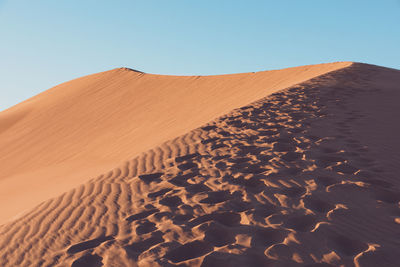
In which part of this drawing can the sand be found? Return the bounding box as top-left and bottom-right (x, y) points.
(0, 62), (350, 224)
(0, 62), (399, 266)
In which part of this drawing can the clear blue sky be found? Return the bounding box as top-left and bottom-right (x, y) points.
(1, 0), (399, 111)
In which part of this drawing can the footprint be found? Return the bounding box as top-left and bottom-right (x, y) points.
(316, 155), (345, 168)
(126, 209), (159, 222)
(177, 161), (198, 171)
(124, 232), (164, 259)
(303, 196), (334, 213)
(136, 220), (157, 235)
(256, 154), (273, 163)
(279, 186), (306, 198)
(229, 176), (265, 193)
(281, 151), (302, 162)
(218, 130), (231, 137)
(251, 227), (287, 247)
(226, 119), (246, 127)
(138, 172), (163, 184)
(237, 145), (264, 156)
(147, 189), (172, 199)
(71, 253), (103, 267)
(225, 198), (253, 212)
(228, 157), (252, 164)
(67, 236), (114, 254)
(273, 143), (294, 153)
(153, 211), (173, 221)
(283, 166), (302, 175)
(289, 127), (305, 134)
(201, 222), (235, 247)
(305, 135), (320, 142)
(168, 175), (191, 187)
(354, 248), (398, 267)
(233, 162), (267, 174)
(164, 240), (213, 263)
(159, 195), (183, 207)
(173, 213), (194, 223)
(201, 137), (219, 144)
(185, 184), (211, 193)
(252, 205), (278, 221)
(331, 163), (359, 174)
(258, 130), (278, 136)
(329, 233), (368, 256)
(201, 125), (217, 131)
(211, 143), (228, 150)
(200, 190), (231, 204)
(175, 153), (201, 163)
(212, 155), (230, 162)
(188, 211), (241, 227)
(283, 215), (317, 232)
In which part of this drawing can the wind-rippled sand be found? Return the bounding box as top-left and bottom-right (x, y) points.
(0, 62), (399, 266)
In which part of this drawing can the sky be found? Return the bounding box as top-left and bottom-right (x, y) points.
(0, 0), (399, 111)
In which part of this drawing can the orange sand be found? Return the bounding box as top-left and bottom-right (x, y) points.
(0, 62), (399, 266)
(0, 62), (350, 224)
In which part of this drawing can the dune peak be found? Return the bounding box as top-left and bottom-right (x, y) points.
(115, 67), (144, 73)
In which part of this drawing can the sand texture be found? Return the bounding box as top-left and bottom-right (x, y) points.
(0, 62), (351, 224)
(0, 62), (400, 266)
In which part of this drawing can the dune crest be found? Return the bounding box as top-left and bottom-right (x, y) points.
(0, 61), (351, 224)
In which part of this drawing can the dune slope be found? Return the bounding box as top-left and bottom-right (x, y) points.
(0, 62), (351, 224)
(0, 63), (399, 266)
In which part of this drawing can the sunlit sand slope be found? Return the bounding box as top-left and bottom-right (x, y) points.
(0, 62), (351, 224)
(0, 63), (399, 266)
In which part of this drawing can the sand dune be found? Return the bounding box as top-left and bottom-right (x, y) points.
(1, 62), (400, 266)
(0, 62), (351, 224)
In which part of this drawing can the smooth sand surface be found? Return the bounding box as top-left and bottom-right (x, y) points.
(1, 62), (400, 266)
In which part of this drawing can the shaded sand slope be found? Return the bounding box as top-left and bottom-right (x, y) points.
(0, 63), (399, 266)
(0, 62), (351, 224)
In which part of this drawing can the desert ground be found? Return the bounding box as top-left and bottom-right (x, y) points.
(0, 62), (399, 266)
